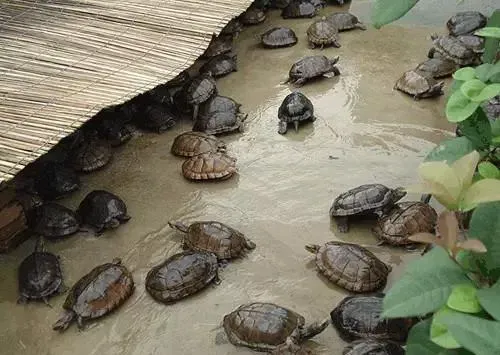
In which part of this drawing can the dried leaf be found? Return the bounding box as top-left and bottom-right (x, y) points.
(409, 232), (439, 245)
(437, 212), (460, 251)
(456, 239), (488, 253)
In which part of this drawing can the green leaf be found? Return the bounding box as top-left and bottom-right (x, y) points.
(447, 284), (482, 314)
(446, 90), (480, 122)
(453, 68), (476, 81)
(456, 109), (492, 150)
(449, 80), (465, 98)
(371, 0), (419, 29)
(491, 120), (500, 137)
(471, 84), (500, 103)
(407, 319), (448, 355)
(482, 10), (500, 64)
(382, 247), (470, 318)
(478, 162), (500, 179)
(474, 64), (494, 82)
(477, 279), (500, 321)
(460, 179), (500, 211)
(460, 80), (486, 100)
(493, 136), (500, 146)
(475, 27), (500, 39)
(425, 137), (475, 163)
(431, 307), (462, 349)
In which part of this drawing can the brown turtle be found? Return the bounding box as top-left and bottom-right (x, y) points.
(284, 55), (341, 87)
(307, 16), (341, 49)
(394, 70), (445, 100)
(305, 241), (391, 292)
(261, 27), (298, 48)
(240, 7), (266, 25)
(182, 152), (237, 181)
(326, 12), (367, 32)
(428, 34), (480, 66)
(202, 35), (233, 58)
(70, 137), (112, 173)
(281, 0), (317, 19)
(447, 11), (487, 36)
(171, 131), (226, 157)
(415, 58), (459, 79)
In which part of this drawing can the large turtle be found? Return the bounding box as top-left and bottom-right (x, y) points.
(199, 53), (237, 78)
(326, 12), (367, 32)
(171, 131), (226, 157)
(261, 27), (298, 48)
(168, 220), (255, 261)
(70, 137), (112, 173)
(278, 92), (315, 134)
(29, 203), (80, 240)
(447, 11), (487, 36)
(52, 258), (134, 331)
(343, 340), (405, 355)
(182, 152), (237, 181)
(281, 0), (317, 19)
(182, 72), (218, 120)
(329, 184), (407, 233)
(428, 34), (481, 66)
(135, 103), (177, 133)
(284, 55), (341, 87)
(192, 95), (247, 135)
(394, 70), (444, 100)
(145, 250), (220, 303)
(305, 241), (391, 292)
(202, 35), (234, 58)
(240, 7), (266, 25)
(223, 302), (330, 352)
(33, 162), (80, 200)
(415, 57), (459, 79)
(307, 16), (341, 49)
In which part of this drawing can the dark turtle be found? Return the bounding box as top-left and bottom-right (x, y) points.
(18, 238), (66, 305)
(135, 103), (177, 133)
(221, 18), (244, 38)
(284, 55), (341, 87)
(457, 34), (485, 53)
(415, 57), (459, 79)
(309, 0), (326, 9)
(168, 220), (255, 260)
(183, 72), (218, 120)
(281, 0), (317, 19)
(192, 95), (247, 135)
(447, 11), (487, 36)
(171, 131), (227, 157)
(89, 106), (132, 146)
(223, 302), (330, 352)
(240, 7), (266, 25)
(372, 201), (437, 247)
(76, 190), (131, 235)
(343, 340), (405, 355)
(172, 88), (193, 116)
(394, 70), (444, 100)
(145, 250), (220, 303)
(15, 190), (43, 214)
(326, 12), (367, 32)
(147, 83), (174, 106)
(29, 203), (80, 240)
(253, 0), (271, 9)
(202, 35), (234, 58)
(165, 70), (191, 88)
(307, 16), (341, 49)
(331, 294), (417, 342)
(305, 241), (391, 292)
(270, 0), (291, 9)
(329, 184), (407, 233)
(33, 162), (80, 200)
(261, 27), (298, 48)
(182, 152), (237, 181)
(199, 53), (237, 78)
(428, 34), (481, 66)
(278, 92), (315, 134)
(70, 137), (112, 173)
(52, 258), (134, 331)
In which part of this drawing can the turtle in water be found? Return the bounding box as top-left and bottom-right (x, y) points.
(171, 131), (226, 157)
(76, 190), (131, 235)
(168, 220), (255, 262)
(239, 7), (266, 25)
(182, 72), (218, 120)
(173, 89), (193, 116)
(329, 184), (407, 233)
(309, 0), (326, 9)
(29, 203), (80, 240)
(447, 11), (487, 36)
(415, 57), (459, 79)
(270, 0), (291, 9)
(52, 258), (134, 331)
(284, 55), (341, 87)
(192, 95), (247, 135)
(182, 152), (237, 181)
(70, 136), (112, 173)
(199, 53), (237, 78)
(343, 340), (405, 355)
(33, 162), (80, 200)
(165, 70), (191, 88)
(145, 250), (220, 303)
(394, 70), (444, 100)
(261, 27), (298, 48)
(428, 34), (481, 66)
(456, 34), (485, 55)
(221, 18), (244, 38)
(307, 16), (341, 49)
(281, 0), (317, 19)
(88, 106), (133, 146)
(18, 238), (67, 305)
(305, 241), (391, 292)
(331, 294), (417, 342)
(135, 103), (177, 133)
(278, 92), (315, 134)
(223, 302), (330, 352)
(202, 35), (234, 58)
(326, 12), (367, 32)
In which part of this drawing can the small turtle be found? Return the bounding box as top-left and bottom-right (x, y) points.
(29, 203), (80, 240)
(192, 95), (247, 135)
(168, 220), (255, 261)
(307, 16), (341, 49)
(223, 302), (330, 352)
(261, 27), (298, 48)
(394, 70), (444, 100)
(171, 131), (227, 157)
(165, 70), (191, 88)
(326, 12), (367, 32)
(331, 294), (417, 342)
(343, 340), (405, 355)
(372, 201), (437, 247)
(33, 162), (80, 200)
(305, 241), (391, 292)
(270, 0), (291, 9)
(457, 34), (485, 53)
(18, 238), (67, 305)
(76, 190), (131, 235)
(182, 152), (237, 181)
(329, 184), (407, 233)
(70, 137), (112, 173)
(284, 55), (341, 87)
(253, 0), (271, 9)
(202, 35), (234, 58)
(199, 53), (238, 78)
(278, 92), (315, 134)
(221, 18), (244, 38)
(182, 72), (218, 120)
(89, 107), (132, 146)
(135, 103), (177, 133)
(173, 89), (193, 116)
(52, 258), (134, 331)
(281, 0), (317, 19)
(447, 11), (487, 36)
(240, 7), (266, 25)
(147, 84), (174, 106)
(15, 190), (44, 214)
(145, 250), (220, 303)
(428, 34), (480, 66)
(415, 57), (459, 79)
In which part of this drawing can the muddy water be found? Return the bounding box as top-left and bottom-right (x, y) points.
(0, 3), (495, 355)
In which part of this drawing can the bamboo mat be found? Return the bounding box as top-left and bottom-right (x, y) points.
(0, 0), (253, 183)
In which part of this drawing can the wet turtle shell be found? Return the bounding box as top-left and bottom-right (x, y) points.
(70, 138), (112, 173)
(428, 34), (480, 66)
(240, 7), (266, 25)
(203, 35), (234, 58)
(192, 95), (247, 135)
(15, 190), (44, 214)
(281, 1), (317, 19)
(261, 27), (298, 48)
(89, 106), (133, 146)
(199, 53), (238, 78)
(168, 220), (255, 260)
(135, 103), (177, 133)
(457, 34), (485, 53)
(29, 203), (80, 239)
(394, 70), (444, 99)
(145, 250), (219, 303)
(309, 0), (326, 9)
(181, 152), (237, 181)
(171, 131), (227, 157)
(223, 302), (330, 352)
(285, 55), (341, 87)
(372, 201), (437, 246)
(173, 89), (193, 116)
(343, 340), (405, 355)
(329, 184), (407, 233)
(447, 11), (487, 36)
(33, 162), (80, 200)
(415, 57), (459, 79)
(165, 70), (191, 88)
(52, 258), (134, 331)
(326, 12), (367, 32)
(278, 92), (315, 134)
(76, 190), (131, 235)
(183, 73), (218, 120)
(307, 16), (340, 49)
(331, 294), (417, 342)
(305, 241), (391, 292)
(270, 0), (291, 9)
(221, 18), (244, 38)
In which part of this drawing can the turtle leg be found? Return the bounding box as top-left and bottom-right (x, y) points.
(310, 115), (317, 122)
(357, 23), (367, 30)
(42, 297), (53, 308)
(213, 268), (222, 285)
(278, 121), (288, 135)
(218, 259), (229, 269)
(308, 42), (315, 49)
(106, 219), (121, 229)
(192, 104), (199, 120)
(293, 120), (299, 132)
(76, 316), (86, 331)
(292, 78), (307, 87)
(427, 47), (436, 58)
(119, 214), (132, 223)
(330, 66), (341, 76)
(320, 43), (324, 50)
(335, 216), (349, 233)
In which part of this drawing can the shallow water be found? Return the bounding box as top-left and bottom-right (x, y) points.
(0, 2), (496, 355)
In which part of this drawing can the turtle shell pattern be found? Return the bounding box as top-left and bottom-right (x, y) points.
(432, 35), (478, 66)
(281, 1), (316, 19)
(240, 8), (266, 25)
(199, 54), (237, 78)
(289, 55), (336, 81)
(203, 35), (233, 58)
(184, 74), (218, 105)
(182, 152), (237, 181)
(261, 27), (298, 48)
(193, 95), (246, 135)
(30, 203), (80, 239)
(307, 18), (339, 47)
(326, 12), (366, 31)
(446, 11), (487, 36)
(71, 138), (112, 172)
(415, 58), (459, 79)
(171, 131), (226, 157)
(394, 70), (443, 97)
(278, 92), (314, 123)
(76, 190), (130, 232)
(330, 184), (397, 217)
(343, 339), (405, 355)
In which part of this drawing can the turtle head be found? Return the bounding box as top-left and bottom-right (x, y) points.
(112, 257), (122, 265)
(430, 33), (439, 41)
(391, 187), (407, 203)
(304, 244), (321, 254)
(299, 317), (330, 340)
(329, 56), (340, 66)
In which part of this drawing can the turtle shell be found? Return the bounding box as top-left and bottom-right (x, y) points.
(183, 73), (218, 106)
(415, 58), (459, 79)
(29, 203), (80, 239)
(278, 92), (314, 123)
(261, 27), (298, 48)
(89, 107), (133, 146)
(308, 241), (391, 292)
(457, 34), (485, 53)
(171, 131), (226, 157)
(135, 103), (177, 133)
(173, 89), (193, 115)
(33, 162), (80, 200)
(447, 11), (487, 36)
(182, 152), (237, 181)
(270, 0), (291, 9)
(221, 18), (243, 37)
(166, 70), (191, 88)
(281, 1), (317, 19)
(372, 201), (437, 246)
(203, 35), (234, 58)
(326, 12), (366, 31)
(70, 138), (112, 173)
(240, 7), (266, 25)
(145, 250), (219, 303)
(288, 55), (338, 82)
(431, 35), (478, 66)
(343, 339), (405, 355)
(192, 95), (247, 135)
(199, 54), (237, 78)
(394, 70), (444, 99)
(307, 17), (340, 47)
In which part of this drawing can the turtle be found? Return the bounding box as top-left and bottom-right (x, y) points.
(199, 53), (238, 78)
(457, 34), (485, 53)
(307, 16), (341, 49)
(483, 95), (500, 121)
(261, 27), (298, 48)
(343, 340), (405, 355)
(223, 302), (330, 352)
(29, 203), (80, 240)
(284, 55), (341, 87)
(171, 131), (227, 157)
(33, 162), (80, 200)
(15, 190), (44, 214)
(145, 250), (220, 303)
(330, 294), (417, 342)
(135, 103), (177, 133)
(446, 11), (487, 36)
(17, 238), (67, 305)
(278, 92), (315, 134)
(88, 106), (133, 146)
(147, 83), (174, 106)
(221, 18), (244, 38)
(182, 152), (237, 181)
(281, 0), (317, 19)
(394, 70), (444, 100)
(326, 12), (367, 32)
(329, 184), (407, 233)
(414, 57), (459, 79)
(173, 88), (193, 116)
(182, 72), (218, 120)
(76, 190), (131, 235)
(70, 137), (112, 173)
(202, 35), (234, 58)
(270, 0), (291, 9)
(309, 0), (327, 9)
(52, 258), (134, 331)
(192, 95), (247, 135)
(168, 220), (255, 261)
(372, 201), (437, 247)
(428, 34), (481, 66)
(253, 0), (271, 9)
(165, 70), (191, 88)
(305, 241), (391, 292)
(239, 7), (266, 25)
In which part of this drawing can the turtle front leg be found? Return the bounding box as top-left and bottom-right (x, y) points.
(278, 121), (288, 135)
(192, 104), (199, 120)
(218, 259), (229, 269)
(293, 120), (299, 132)
(292, 78), (307, 87)
(335, 216), (349, 233)
(330, 66), (341, 76)
(308, 42), (315, 49)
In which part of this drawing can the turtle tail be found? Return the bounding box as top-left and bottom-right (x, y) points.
(304, 244), (321, 254)
(52, 310), (76, 331)
(168, 221), (189, 233)
(299, 317), (330, 340)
